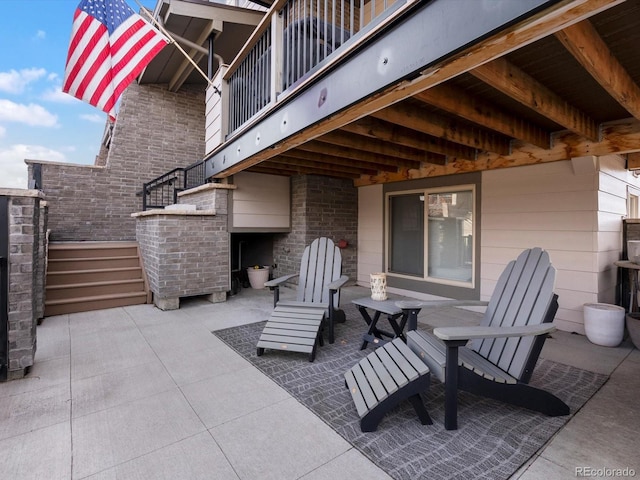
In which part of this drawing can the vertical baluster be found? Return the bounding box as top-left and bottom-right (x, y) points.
(332, 0), (336, 58)
(340, 0), (345, 45)
(286, 2), (291, 89)
(323, 0), (328, 59)
(350, 0), (354, 37)
(302, 0), (307, 80)
(315, 0), (320, 66)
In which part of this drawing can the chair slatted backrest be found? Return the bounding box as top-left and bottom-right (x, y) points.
(469, 248), (556, 381)
(297, 237), (342, 306)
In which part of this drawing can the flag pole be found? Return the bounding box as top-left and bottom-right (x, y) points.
(132, 0), (221, 96)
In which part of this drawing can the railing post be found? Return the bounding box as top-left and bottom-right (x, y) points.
(271, 11), (284, 100)
(142, 183), (148, 211)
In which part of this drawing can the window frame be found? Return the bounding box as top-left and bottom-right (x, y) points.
(385, 183), (476, 289)
(628, 184), (640, 218)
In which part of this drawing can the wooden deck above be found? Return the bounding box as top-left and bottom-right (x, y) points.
(202, 0), (640, 186)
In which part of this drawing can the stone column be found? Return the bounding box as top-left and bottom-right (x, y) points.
(1, 189), (45, 380)
(133, 184), (233, 310)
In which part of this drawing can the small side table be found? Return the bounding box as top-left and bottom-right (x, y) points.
(352, 297), (406, 349)
(352, 297), (425, 349)
(614, 260), (640, 312)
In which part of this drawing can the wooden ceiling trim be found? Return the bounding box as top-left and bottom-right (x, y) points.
(276, 154), (381, 176)
(281, 149), (403, 173)
(296, 141), (424, 169)
(340, 118), (478, 161)
(371, 103), (512, 155)
(628, 152), (640, 170)
(470, 57), (600, 141)
(415, 84), (551, 149)
(314, 130), (440, 164)
(168, 20), (214, 92)
(555, 20), (640, 120)
(354, 117), (640, 186)
(254, 161), (360, 178)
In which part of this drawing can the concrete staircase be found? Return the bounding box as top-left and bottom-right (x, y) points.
(45, 242), (150, 317)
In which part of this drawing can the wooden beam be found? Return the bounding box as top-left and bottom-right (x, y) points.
(470, 57), (599, 141)
(282, 149), (399, 173)
(296, 141), (424, 169)
(341, 117), (477, 161)
(256, 161), (359, 178)
(628, 152), (640, 170)
(355, 118), (640, 186)
(275, 155), (380, 176)
(555, 19), (640, 120)
(415, 84), (551, 148)
(315, 130), (443, 164)
(168, 21), (215, 92)
(371, 103), (512, 155)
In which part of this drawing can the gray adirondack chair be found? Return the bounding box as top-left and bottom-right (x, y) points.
(345, 247), (569, 432)
(406, 247), (569, 429)
(256, 237), (348, 361)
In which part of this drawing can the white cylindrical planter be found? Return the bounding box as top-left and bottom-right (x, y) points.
(583, 303), (625, 347)
(247, 267), (269, 289)
(370, 273), (387, 301)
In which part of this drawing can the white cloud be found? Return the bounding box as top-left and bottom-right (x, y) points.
(0, 144), (66, 189)
(34, 30), (46, 40)
(80, 113), (105, 123)
(41, 86), (79, 103)
(0, 99), (59, 127)
(47, 72), (58, 82)
(0, 68), (46, 94)
(0, 126), (5, 138)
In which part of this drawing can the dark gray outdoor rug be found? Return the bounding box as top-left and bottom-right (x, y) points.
(213, 304), (608, 480)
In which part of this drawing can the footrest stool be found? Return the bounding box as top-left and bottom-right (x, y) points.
(345, 337), (432, 432)
(256, 304), (326, 362)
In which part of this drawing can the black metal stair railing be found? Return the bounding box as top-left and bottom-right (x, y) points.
(140, 160), (207, 211)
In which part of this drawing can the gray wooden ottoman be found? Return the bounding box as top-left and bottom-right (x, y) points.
(345, 337), (432, 432)
(256, 304), (326, 361)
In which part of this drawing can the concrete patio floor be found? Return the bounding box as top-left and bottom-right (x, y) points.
(1, 285), (639, 479)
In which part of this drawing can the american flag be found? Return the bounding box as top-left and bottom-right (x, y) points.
(63, 0), (169, 119)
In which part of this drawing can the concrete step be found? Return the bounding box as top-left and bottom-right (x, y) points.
(45, 278), (146, 301)
(44, 292), (149, 317)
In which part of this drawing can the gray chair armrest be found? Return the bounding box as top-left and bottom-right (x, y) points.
(327, 275), (349, 291)
(264, 273), (299, 288)
(434, 323), (556, 341)
(396, 299), (489, 309)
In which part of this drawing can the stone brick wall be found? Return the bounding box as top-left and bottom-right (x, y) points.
(134, 186), (230, 309)
(177, 183), (236, 211)
(3, 190), (45, 379)
(273, 175), (357, 282)
(27, 82), (205, 242)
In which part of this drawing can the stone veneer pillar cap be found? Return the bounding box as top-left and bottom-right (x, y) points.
(0, 188), (45, 199)
(131, 209), (217, 218)
(177, 182), (236, 197)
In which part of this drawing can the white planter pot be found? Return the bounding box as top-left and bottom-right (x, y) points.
(626, 314), (640, 350)
(583, 303), (625, 347)
(247, 267), (269, 289)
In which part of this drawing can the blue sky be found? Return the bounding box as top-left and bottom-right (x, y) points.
(0, 0), (156, 189)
